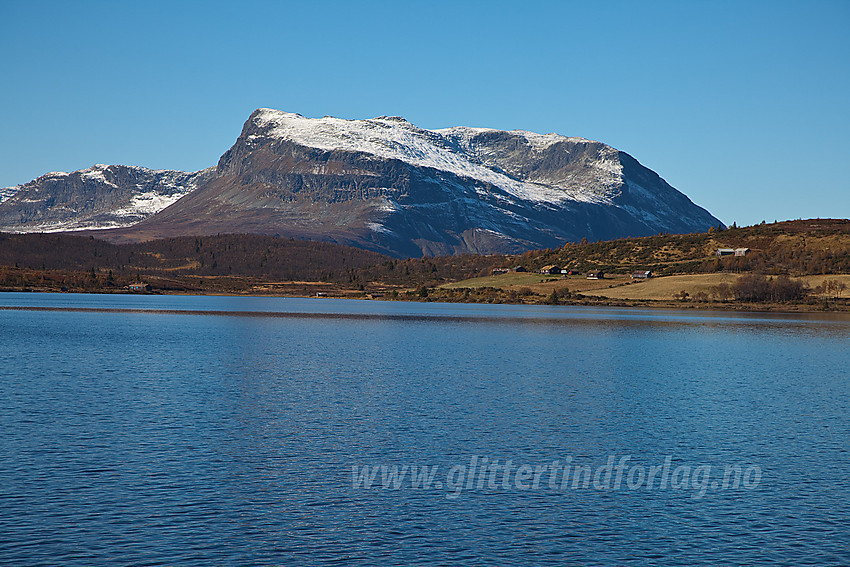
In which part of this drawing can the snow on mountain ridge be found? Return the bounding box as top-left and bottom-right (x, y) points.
(0, 186), (21, 204)
(81, 164), (116, 186)
(434, 125), (593, 152)
(5, 219), (132, 234)
(249, 109), (619, 205)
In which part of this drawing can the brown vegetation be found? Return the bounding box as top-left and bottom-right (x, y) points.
(512, 219), (850, 276)
(728, 274), (807, 302)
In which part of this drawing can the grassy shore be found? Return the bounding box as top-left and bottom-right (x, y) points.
(4, 270), (849, 313)
(441, 272), (850, 301)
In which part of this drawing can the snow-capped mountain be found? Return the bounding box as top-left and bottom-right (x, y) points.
(0, 165), (212, 233)
(246, 110), (622, 205)
(0, 109), (722, 256)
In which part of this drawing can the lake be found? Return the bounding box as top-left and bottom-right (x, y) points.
(1, 293), (848, 565)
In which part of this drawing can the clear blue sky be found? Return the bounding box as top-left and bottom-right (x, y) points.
(1, 0), (847, 226)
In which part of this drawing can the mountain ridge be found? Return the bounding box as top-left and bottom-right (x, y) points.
(0, 108), (722, 257)
(0, 164), (213, 232)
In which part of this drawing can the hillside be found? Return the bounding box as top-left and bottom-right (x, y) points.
(508, 219), (850, 276)
(0, 232), (505, 292)
(1, 220), (848, 307)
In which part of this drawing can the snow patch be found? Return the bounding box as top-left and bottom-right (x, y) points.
(112, 190), (190, 218)
(373, 197), (400, 213)
(366, 222), (392, 234)
(437, 126), (593, 153)
(80, 165), (118, 187)
(474, 228), (509, 239)
(4, 220), (136, 233)
(0, 186), (21, 204)
(619, 203), (663, 225)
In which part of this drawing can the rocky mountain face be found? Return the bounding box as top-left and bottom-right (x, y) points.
(0, 165), (212, 233)
(1, 109), (722, 257)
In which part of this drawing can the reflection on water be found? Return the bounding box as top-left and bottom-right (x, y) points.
(0, 293), (848, 565)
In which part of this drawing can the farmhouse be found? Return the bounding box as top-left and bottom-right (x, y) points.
(716, 248), (735, 256)
(735, 248), (750, 256)
(540, 265), (562, 275)
(631, 270), (652, 279)
(587, 270), (604, 280)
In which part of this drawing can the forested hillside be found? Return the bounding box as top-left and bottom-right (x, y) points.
(510, 219), (850, 276)
(0, 220), (847, 295)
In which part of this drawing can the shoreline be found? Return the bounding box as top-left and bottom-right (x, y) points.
(2, 287), (848, 315)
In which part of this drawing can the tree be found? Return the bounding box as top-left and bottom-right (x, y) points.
(732, 274), (806, 302)
(816, 279), (848, 299)
(768, 275), (806, 302)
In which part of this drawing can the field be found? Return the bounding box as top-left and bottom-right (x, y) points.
(592, 273), (739, 300)
(441, 272), (644, 295)
(442, 272), (850, 301)
(441, 272), (563, 289)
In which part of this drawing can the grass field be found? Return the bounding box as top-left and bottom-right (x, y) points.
(590, 273), (738, 300)
(441, 272), (563, 289)
(797, 274), (850, 298)
(594, 274), (850, 301)
(442, 272), (850, 301)
(442, 271), (651, 295)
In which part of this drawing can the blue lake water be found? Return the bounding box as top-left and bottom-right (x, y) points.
(0, 292), (848, 565)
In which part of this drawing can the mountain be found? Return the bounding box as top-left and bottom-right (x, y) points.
(0, 109), (722, 257)
(0, 165), (212, 233)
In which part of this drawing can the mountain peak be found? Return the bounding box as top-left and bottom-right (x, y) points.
(0, 108), (722, 256)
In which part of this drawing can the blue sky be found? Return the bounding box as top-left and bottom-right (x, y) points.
(1, 0), (847, 226)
